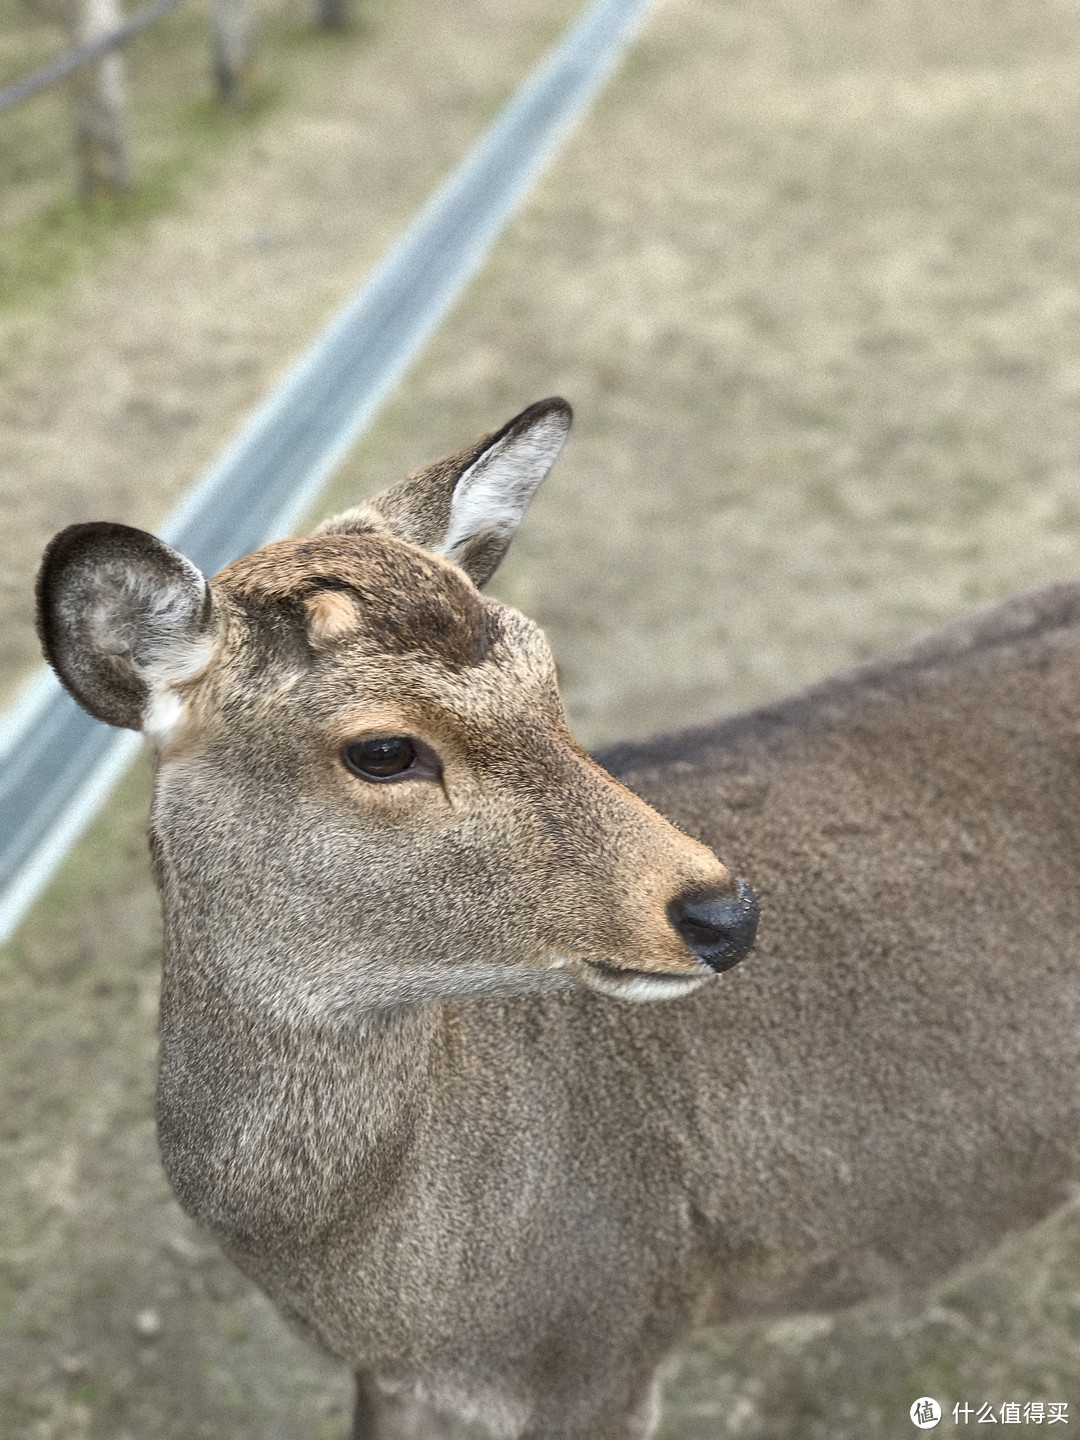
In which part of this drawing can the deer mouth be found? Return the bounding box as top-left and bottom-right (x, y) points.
(580, 959), (708, 1002)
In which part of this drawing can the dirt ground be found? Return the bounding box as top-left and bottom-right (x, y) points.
(5, 0), (1080, 1435)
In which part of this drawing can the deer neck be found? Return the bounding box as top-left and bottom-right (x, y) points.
(155, 932), (446, 1252)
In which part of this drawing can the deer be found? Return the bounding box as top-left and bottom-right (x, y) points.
(34, 395), (1080, 1439)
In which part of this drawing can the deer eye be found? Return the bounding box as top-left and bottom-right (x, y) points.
(343, 737), (417, 780)
(342, 736), (445, 785)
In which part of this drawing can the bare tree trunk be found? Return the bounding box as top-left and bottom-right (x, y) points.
(210, 0), (256, 104)
(316, 0), (348, 31)
(68, 0), (131, 202)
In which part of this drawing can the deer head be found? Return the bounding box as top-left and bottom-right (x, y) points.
(36, 399), (757, 1022)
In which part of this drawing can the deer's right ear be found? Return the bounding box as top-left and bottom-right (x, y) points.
(36, 523), (216, 733)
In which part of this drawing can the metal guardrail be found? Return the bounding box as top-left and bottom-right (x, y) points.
(0, 0), (653, 944)
(0, 0), (181, 114)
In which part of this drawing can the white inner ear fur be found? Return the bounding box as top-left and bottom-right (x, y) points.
(438, 411), (569, 562)
(83, 552), (215, 746)
(141, 631), (216, 746)
(141, 565), (216, 745)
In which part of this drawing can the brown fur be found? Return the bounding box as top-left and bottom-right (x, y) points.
(217, 534), (494, 669)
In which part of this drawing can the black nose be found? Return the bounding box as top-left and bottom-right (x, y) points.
(668, 880), (759, 973)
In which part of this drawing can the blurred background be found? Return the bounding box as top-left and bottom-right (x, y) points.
(3, 0), (1080, 1435)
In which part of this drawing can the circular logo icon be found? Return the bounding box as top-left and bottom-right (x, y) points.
(910, 1397), (942, 1429)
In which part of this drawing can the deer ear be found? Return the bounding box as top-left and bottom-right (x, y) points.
(316, 397), (572, 587)
(36, 523), (216, 734)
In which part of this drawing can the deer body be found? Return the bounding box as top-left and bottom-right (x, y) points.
(36, 400), (1080, 1439)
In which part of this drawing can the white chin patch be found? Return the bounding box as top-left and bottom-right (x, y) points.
(582, 968), (708, 1003)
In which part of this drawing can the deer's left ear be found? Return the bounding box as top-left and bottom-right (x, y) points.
(315, 397), (571, 587)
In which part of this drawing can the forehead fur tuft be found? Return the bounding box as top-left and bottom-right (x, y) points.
(214, 534), (494, 668)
